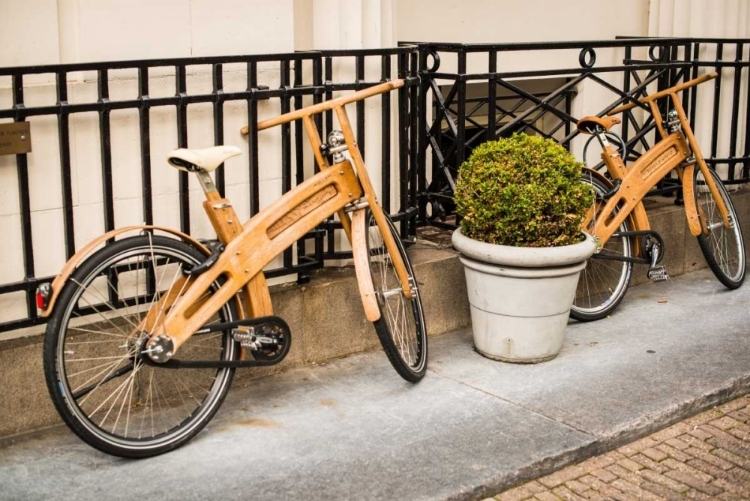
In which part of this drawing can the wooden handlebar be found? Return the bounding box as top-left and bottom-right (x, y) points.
(240, 79), (405, 135)
(607, 72), (718, 116)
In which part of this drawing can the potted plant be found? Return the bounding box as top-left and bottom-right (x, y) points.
(451, 133), (596, 363)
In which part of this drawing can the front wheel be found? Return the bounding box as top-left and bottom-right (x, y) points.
(570, 172), (634, 321)
(363, 212), (428, 382)
(43, 235), (239, 458)
(693, 167), (746, 288)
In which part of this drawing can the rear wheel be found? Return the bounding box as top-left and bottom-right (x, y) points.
(570, 173), (633, 321)
(43, 235), (238, 458)
(364, 212), (428, 382)
(694, 167), (746, 288)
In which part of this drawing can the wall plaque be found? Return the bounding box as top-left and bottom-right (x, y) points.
(0, 122), (32, 156)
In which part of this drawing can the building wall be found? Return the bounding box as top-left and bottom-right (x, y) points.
(1, 0), (295, 66)
(0, 0), (295, 333)
(396, 0), (650, 45)
(392, 0), (747, 166)
(393, 0), (650, 167)
(649, 0), (750, 175)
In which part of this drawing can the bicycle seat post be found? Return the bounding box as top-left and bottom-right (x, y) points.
(592, 127), (612, 152)
(195, 170), (219, 197)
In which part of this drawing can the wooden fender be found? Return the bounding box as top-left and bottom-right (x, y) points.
(351, 209), (381, 322)
(39, 225), (210, 318)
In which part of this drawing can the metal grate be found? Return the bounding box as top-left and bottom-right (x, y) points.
(2, 37), (750, 333)
(416, 38), (750, 225)
(0, 48), (419, 332)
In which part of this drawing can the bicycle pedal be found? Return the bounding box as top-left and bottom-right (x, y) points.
(647, 265), (669, 282)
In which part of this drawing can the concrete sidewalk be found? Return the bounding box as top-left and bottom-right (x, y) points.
(1, 268), (749, 501)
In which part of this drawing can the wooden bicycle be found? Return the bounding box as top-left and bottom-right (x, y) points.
(39, 79), (428, 458)
(572, 72), (746, 321)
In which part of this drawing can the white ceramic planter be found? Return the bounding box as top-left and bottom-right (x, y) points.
(452, 228), (597, 363)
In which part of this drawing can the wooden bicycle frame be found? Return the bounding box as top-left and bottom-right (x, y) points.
(587, 72), (731, 248)
(144, 80), (413, 356)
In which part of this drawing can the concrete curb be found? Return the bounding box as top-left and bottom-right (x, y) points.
(461, 375), (750, 500)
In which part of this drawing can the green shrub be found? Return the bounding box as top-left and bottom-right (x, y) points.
(454, 133), (593, 247)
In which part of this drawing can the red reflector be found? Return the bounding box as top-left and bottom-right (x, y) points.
(36, 283), (51, 310)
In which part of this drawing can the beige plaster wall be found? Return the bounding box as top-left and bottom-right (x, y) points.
(0, 0), (295, 333)
(396, 0), (650, 45)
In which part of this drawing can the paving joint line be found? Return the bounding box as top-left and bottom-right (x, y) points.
(426, 366), (597, 438)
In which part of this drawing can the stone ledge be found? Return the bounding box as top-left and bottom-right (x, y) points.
(1, 186), (748, 439)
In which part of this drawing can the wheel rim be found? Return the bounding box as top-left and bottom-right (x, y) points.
(574, 176), (632, 316)
(366, 215), (424, 370)
(55, 240), (235, 450)
(696, 170), (745, 282)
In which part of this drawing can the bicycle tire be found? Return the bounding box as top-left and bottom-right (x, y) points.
(43, 235), (239, 458)
(693, 167), (746, 288)
(363, 211), (428, 382)
(570, 173), (634, 321)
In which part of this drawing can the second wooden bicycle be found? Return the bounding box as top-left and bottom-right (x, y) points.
(39, 79), (427, 458)
(572, 71), (746, 321)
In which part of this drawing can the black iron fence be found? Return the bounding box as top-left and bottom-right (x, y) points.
(1, 37), (749, 332)
(416, 38), (750, 224)
(0, 48), (419, 331)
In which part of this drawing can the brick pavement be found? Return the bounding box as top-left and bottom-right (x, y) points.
(486, 396), (750, 501)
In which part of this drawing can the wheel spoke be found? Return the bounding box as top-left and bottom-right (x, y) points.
(71, 361), (134, 399)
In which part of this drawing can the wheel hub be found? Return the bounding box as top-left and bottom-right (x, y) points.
(140, 334), (175, 363)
